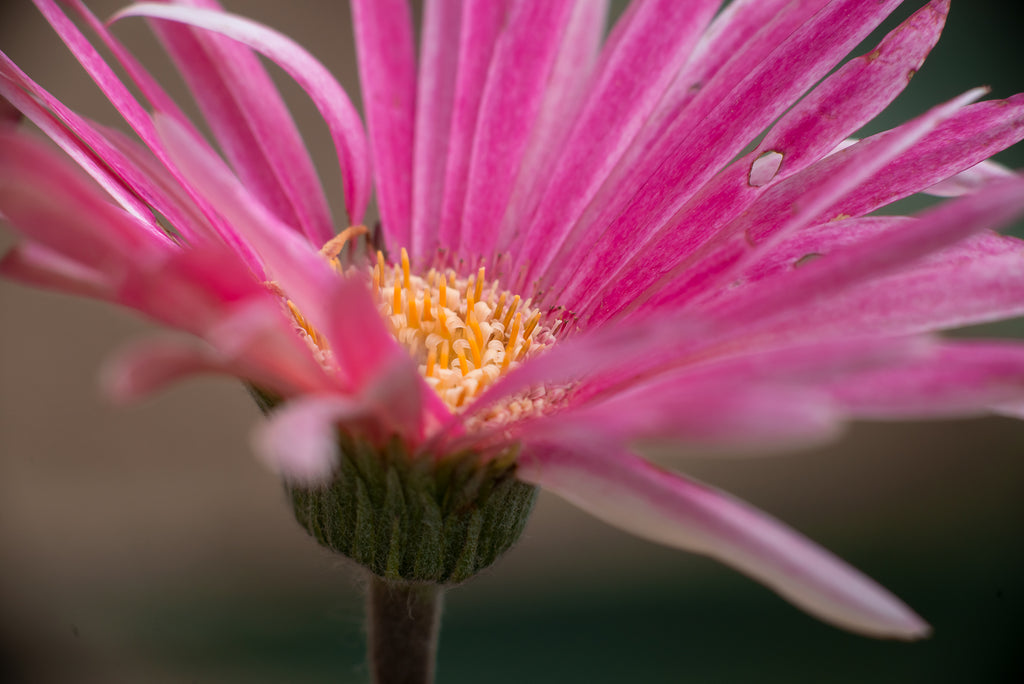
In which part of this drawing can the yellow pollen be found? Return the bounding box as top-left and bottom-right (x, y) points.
(285, 234), (560, 413)
(368, 251), (556, 411)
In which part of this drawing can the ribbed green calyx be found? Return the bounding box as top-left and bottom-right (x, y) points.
(286, 434), (537, 584)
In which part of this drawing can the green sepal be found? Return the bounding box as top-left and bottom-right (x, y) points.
(287, 433), (536, 584)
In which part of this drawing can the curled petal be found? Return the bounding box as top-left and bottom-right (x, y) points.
(115, 2), (370, 224)
(253, 395), (364, 484)
(517, 444), (930, 639)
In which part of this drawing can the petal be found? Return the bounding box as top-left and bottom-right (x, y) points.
(350, 0), (416, 248)
(625, 89), (990, 319)
(826, 341), (1024, 419)
(436, 1), (509, 262)
(115, 2), (370, 225)
(516, 444), (930, 639)
(494, 0), (608, 258)
(252, 395), (364, 483)
(512, 0), (720, 286)
(139, 0), (335, 244)
(707, 174), (1024, 336)
(459, 0), (578, 261)
(0, 242), (115, 300)
(410, 0), (462, 260)
(101, 335), (242, 403)
(922, 159), (1016, 197)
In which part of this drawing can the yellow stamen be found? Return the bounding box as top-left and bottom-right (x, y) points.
(392, 269), (402, 315)
(468, 312), (485, 349)
(502, 295), (520, 328)
(438, 274), (447, 310)
(456, 346), (469, 376)
(401, 248), (411, 290)
(426, 345), (437, 378)
(319, 224), (368, 260)
(407, 289), (420, 328)
(523, 311), (541, 340)
(474, 266), (485, 303)
(422, 287), (433, 322)
(492, 292), (507, 322)
(466, 329), (483, 368)
(465, 275), (476, 314)
(440, 339), (450, 370)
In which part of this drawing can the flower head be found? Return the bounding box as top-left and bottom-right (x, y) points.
(3, 0), (1024, 641)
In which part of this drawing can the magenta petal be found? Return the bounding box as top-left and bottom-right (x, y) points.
(116, 2), (370, 226)
(459, 1), (577, 262)
(827, 342), (1024, 419)
(517, 444), (930, 639)
(0, 242), (114, 300)
(350, 0), (416, 248)
(410, 0), (462, 261)
(436, 1), (509, 261)
(139, 0), (335, 244)
(513, 0), (720, 284)
(253, 395), (364, 483)
(101, 335), (240, 403)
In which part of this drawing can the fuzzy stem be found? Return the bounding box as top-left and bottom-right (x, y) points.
(367, 574), (444, 684)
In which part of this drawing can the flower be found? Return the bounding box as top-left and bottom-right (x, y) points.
(2, 0), (1024, 643)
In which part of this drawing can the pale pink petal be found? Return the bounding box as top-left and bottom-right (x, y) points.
(512, 0), (720, 286)
(531, 384), (841, 453)
(136, 0), (334, 245)
(826, 342), (1024, 419)
(526, 0), (903, 295)
(494, 0), (608, 258)
(922, 159), (1016, 197)
(801, 95), (1024, 224)
(436, 1), (509, 262)
(101, 335), (244, 403)
(115, 2), (370, 226)
(0, 242), (115, 300)
(410, 0), (462, 261)
(0, 52), (155, 227)
(622, 88), (989, 319)
(350, 0), (415, 248)
(706, 174), (1024, 335)
(0, 130), (167, 272)
(458, 1), (577, 261)
(516, 445), (930, 639)
(252, 395), (364, 483)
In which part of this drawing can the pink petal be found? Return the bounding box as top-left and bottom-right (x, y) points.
(0, 129), (167, 272)
(516, 444), (930, 639)
(708, 174), (1024, 336)
(410, 0), (462, 261)
(252, 395), (364, 483)
(350, 0), (415, 248)
(512, 0), (720, 286)
(922, 159), (1016, 197)
(136, 0), (334, 245)
(101, 335), (242, 403)
(625, 88), (989, 319)
(0, 52), (155, 227)
(115, 2), (370, 226)
(458, 1), (578, 262)
(0, 242), (115, 300)
(436, 1), (509, 264)
(528, 0), (903, 297)
(826, 342), (1024, 419)
(494, 0), (608, 259)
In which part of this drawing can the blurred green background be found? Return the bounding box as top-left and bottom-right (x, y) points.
(1, 1), (1023, 682)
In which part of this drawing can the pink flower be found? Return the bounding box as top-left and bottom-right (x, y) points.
(2, 0), (1024, 642)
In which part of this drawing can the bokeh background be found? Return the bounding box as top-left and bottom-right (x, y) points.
(2, 1), (1024, 681)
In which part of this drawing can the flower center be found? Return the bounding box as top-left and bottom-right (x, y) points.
(371, 248), (552, 410)
(284, 229), (557, 412)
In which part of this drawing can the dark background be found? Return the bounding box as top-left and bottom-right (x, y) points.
(2, 1), (1023, 681)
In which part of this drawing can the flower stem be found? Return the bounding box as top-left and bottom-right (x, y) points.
(366, 574), (444, 684)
